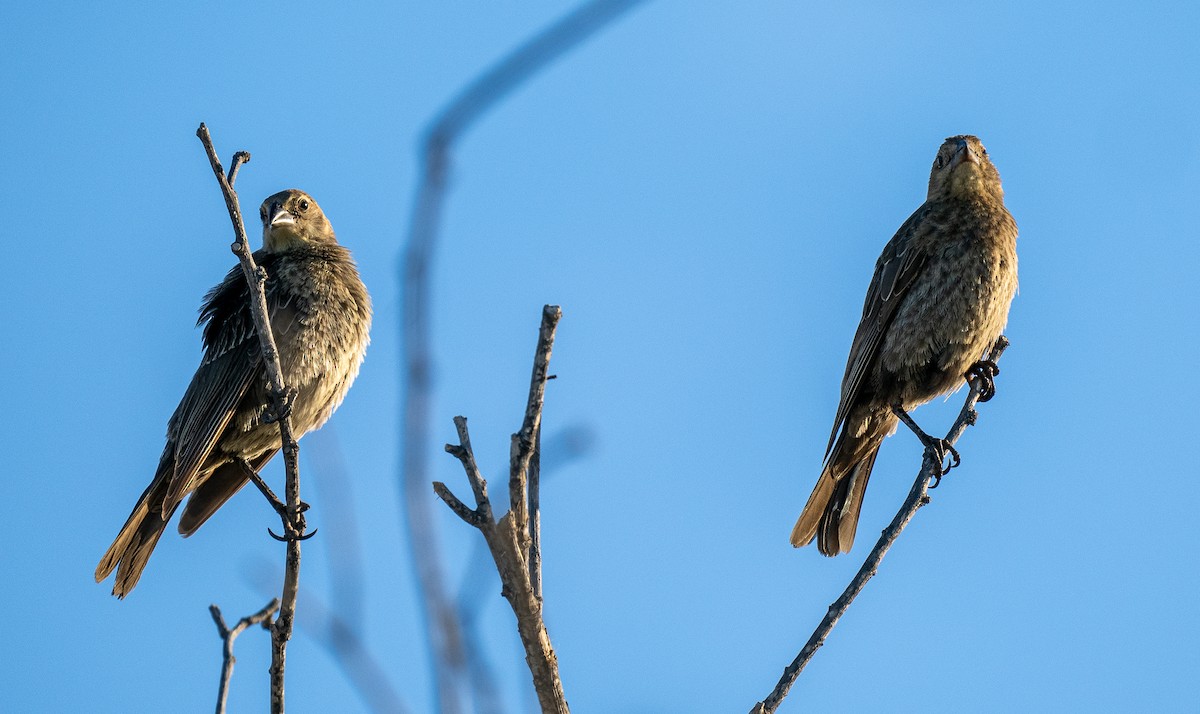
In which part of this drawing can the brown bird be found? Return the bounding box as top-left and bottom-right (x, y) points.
(96, 189), (372, 597)
(791, 135), (1018, 555)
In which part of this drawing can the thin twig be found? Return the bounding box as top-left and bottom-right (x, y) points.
(434, 306), (568, 713)
(210, 599), (280, 714)
(399, 3), (644, 710)
(508, 306), (560, 559)
(752, 336), (1011, 714)
(197, 123), (306, 714)
(529, 424), (543, 602)
(226, 151), (250, 186)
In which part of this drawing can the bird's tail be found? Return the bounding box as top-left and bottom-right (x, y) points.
(177, 450), (276, 536)
(95, 459), (176, 598)
(790, 416), (893, 555)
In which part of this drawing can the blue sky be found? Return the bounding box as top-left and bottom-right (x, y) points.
(2, 1), (1198, 712)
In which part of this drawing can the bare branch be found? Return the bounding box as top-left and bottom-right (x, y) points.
(226, 151), (250, 186)
(197, 123), (307, 714)
(452, 424), (595, 714)
(508, 305), (561, 557)
(436, 306), (568, 713)
(210, 599), (280, 714)
(399, 4), (644, 710)
(433, 481), (484, 527)
(528, 424), (544, 603)
(752, 336), (1011, 714)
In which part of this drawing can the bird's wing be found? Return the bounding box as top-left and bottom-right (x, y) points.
(826, 202), (934, 456)
(162, 262), (266, 509)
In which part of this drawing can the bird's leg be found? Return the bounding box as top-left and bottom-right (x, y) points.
(238, 457), (317, 541)
(240, 458), (288, 519)
(890, 404), (959, 484)
(966, 359), (1000, 402)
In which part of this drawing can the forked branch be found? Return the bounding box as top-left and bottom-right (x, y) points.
(210, 599), (280, 714)
(434, 305), (568, 714)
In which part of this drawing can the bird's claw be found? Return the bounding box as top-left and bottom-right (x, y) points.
(267, 525), (318, 542)
(265, 499), (315, 542)
(892, 403), (962, 485)
(966, 359), (1000, 402)
(926, 439), (961, 487)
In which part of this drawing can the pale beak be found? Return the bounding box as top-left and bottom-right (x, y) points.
(268, 202), (296, 227)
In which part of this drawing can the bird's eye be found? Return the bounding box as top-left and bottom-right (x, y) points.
(299, 199), (310, 211)
(935, 156), (945, 169)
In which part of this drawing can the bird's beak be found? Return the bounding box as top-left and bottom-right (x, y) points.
(954, 139), (978, 166)
(268, 202), (296, 227)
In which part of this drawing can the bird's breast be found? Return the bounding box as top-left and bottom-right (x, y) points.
(879, 208), (1017, 404)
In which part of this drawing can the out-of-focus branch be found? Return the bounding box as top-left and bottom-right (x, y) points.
(210, 599), (280, 714)
(434, 306), (568, 714)
(307, 428), (366, 624)
(751, 336), (1011, 714)
(304, 429), (411, 714)
(399, 2), (644, 711)
(197, 123), (307, 714)
(243, 556), (412, 714)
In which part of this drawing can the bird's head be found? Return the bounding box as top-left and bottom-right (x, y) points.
(259, 189), (337, 252)
(927, 135), (1003, 200)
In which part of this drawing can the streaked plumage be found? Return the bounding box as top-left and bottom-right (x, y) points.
(791, 135), (1018, 555)
(96, 189), (371, 597)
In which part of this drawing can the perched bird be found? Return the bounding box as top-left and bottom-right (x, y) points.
(96, 189), (372, 597)
(791, 135), (1018, 556)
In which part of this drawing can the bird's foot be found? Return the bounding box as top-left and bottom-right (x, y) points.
(268, 508), (318, 543)
(891, 404), (960, 485)
(966, 359), (1000, 402)
(925, 439), (960, 487)
(267, 526), (318, 542)
(263, 387), (299, 424)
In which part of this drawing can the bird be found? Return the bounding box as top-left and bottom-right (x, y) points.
(95, 189), (372, 597)
(790, 135), (1018, 556)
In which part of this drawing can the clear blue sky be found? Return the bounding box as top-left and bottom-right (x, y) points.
(2, 2), (1197, 712)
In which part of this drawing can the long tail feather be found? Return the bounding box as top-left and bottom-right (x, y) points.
(791, 415), (892, 555)
(95, 456), (176, 598)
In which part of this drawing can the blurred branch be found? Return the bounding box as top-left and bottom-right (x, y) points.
(307, 428), (366, 624)
(434, 305), (568, 713)
(751, 336), (1011, 714)
(197, 123), (309, 714)
(308, 428), (410, 713)
(399, 2), (644, 711)
(309, 599), (412, 714)
(244, 557), (412, 714)
(210, 599), (280, 714)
